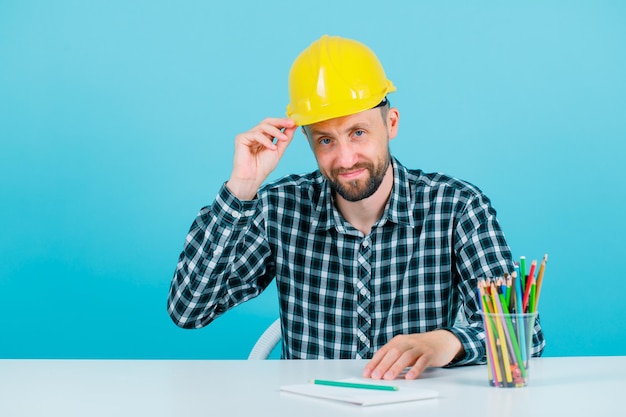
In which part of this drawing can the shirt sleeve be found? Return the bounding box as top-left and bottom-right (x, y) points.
(166, 183), (274, 329)
(444, 190), (545, 365)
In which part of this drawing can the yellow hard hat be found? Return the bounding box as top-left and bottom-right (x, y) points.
(286, 35), (396, 126)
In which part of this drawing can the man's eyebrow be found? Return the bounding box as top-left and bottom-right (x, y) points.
(309, 123), (370, 137)
(307, 127), (329, 137)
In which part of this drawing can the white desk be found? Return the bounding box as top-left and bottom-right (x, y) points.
(0, 357), (623, 416)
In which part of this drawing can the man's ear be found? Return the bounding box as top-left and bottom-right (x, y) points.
(387, 108), (400, 140)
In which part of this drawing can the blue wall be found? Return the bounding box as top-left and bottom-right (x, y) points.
(1, 1), (625, 359)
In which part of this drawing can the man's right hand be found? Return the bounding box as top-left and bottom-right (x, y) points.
(226, 118), (297, 201)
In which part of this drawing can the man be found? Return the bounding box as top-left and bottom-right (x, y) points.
(167, 35), (545, 380)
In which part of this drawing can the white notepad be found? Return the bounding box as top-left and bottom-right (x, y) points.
(280, 378), (439, 406)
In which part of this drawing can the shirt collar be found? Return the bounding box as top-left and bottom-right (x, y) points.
(315, 157), (415, 232)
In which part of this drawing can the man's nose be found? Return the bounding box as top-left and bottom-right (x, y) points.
(335, 140), (359, 168)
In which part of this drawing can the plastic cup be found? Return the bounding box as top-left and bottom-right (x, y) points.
(480, 311), (537, 388)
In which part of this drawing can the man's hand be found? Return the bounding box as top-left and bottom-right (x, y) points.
(226, 118), (297, 200)
(362, 330), (464, 380)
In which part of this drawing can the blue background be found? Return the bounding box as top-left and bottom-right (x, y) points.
(1, 1), (625, 359)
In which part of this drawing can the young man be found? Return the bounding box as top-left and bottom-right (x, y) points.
(167, 35), (545, 380)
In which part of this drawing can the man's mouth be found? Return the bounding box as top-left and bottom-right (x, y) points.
(338, 168), (367, 180)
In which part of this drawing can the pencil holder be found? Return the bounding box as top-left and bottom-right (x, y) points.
(480, 311), (537, 388)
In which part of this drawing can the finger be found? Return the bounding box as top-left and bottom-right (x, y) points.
(237, 132), (278, 152)
(249, 123), (295, 149)
(257, 124), (289, 141)
(280, 124), (298, 141)
(362, 348), (387, 378)
(241, 118), (295, 145)
(404, 354), (431, 380)
(369, 347), (404, 380)
(258, 118), (297, 136)
(380, 349), (421, 380)
(274, 126), (296, 156)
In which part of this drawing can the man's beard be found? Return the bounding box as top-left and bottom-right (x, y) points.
(327, 153), (391, 202)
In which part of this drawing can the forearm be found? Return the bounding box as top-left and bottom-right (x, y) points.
(453, 201), (546, 359)
(445, 313), (545, 365)
(167, 184), (271, 328)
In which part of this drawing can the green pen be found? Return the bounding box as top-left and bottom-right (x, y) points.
(310, 379), (399, 391)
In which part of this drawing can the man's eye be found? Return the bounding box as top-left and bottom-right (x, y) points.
(354, 130), (365, 137)
(319, 138), (332, 145)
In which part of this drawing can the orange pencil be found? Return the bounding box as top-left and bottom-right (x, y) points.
(534, 254), (548, 310)
(491, 282), (513, 385)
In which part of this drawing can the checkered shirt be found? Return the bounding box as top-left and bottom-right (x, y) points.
(167, 158), (545, 363)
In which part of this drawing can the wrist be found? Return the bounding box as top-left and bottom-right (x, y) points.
(226, 178), (259, 201)
(436, 329), (465, 363)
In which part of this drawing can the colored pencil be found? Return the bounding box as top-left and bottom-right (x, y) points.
(310, 380), (399, 391)
(514, 271), (527, 363)
(519, 257), (527, 294)
(479, 283), (501, 386)
(478, 260), (547, 387)
(533, 254), (548, 311)
(505, 275), (512, 310)
(491, 283), (513, 384)
(522, 260), (537, 313)
(494, 289), (526, 380)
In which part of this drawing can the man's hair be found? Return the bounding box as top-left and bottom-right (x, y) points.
(375, 97), (390, 125)
(301, 96), (391, 138)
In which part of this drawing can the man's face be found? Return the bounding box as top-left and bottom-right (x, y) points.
(304, 107), (399, 202)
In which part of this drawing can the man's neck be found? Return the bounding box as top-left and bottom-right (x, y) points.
(335, 164), (394, 236)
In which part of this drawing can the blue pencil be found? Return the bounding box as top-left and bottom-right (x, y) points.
(514, 272), (527, 363)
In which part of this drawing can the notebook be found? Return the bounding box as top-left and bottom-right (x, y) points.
(279, 378), (439, 406)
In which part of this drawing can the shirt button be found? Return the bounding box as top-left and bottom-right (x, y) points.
(361, 240), (369, 248)
(360, 288), (368, 297)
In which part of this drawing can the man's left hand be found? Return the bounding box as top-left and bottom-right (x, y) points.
(362, 330), (464, 380)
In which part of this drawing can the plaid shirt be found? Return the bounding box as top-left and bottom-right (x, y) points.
(168, 158), (545, 364)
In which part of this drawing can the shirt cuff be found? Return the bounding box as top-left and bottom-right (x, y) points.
(211, 183), (259, 225)
(442, 325), (486, 366)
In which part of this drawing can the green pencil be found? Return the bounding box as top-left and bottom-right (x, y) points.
(310, 379), (399, 391)
(519, 256), (527, 293)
